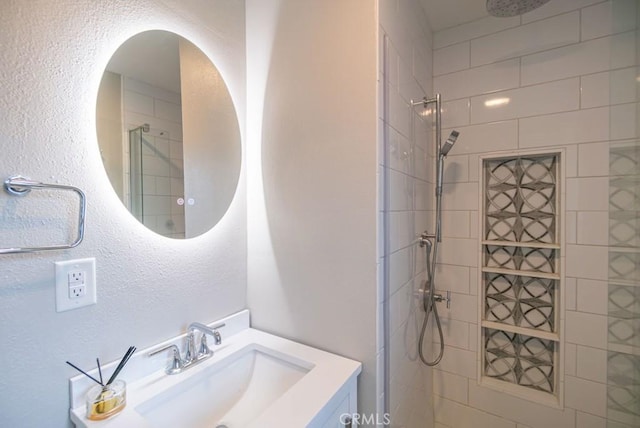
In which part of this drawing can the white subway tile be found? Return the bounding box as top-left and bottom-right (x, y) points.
(434, 15), (521, 49)
(154, 99), (182, 123)
(441, 210), (471, 239)
(469, 323), (478, 351)
(581, 0), (637, 41)
(441, 182), (479, 211)
(436, 263), (470, 294)
(414, 44), (432, 94)
(469, 154), (480, 182)
(576, 411), (607, 428)
(434, 58), (520, 101)
(576, 211), (609, 246)
(384, 39), (400, 90)
(443, 154), (469, 183)
(434, 396), (516, 428)
(124, 90), (154, 116)
(565, 342), (577, 376)
(565, 143), (578, 178)
(434, 318), (470, 350)
(155, 176), (170, 196)
(566, 244), (609, 280)
(387, 126), (413, 174)
(399, 58), (423, 105)
(610, 103), (638, 141)
(469, 211), (479, 239)
(468, 382), (576, 427)
(469, 267), (479, 296)
(389, 281), (414, 335)
(522, 0), (602, 24)
(578, 142), (610, 176)
(576, 345), (607, 383)
(442, 98), (470, 128)
(576, 278), (608, 315)
(388, 169), (414, 211)
(566, 276), (577, 311)
(566, 311), (608, 348)
(581, 68), (638, 109)
(522, 32), (636, 86)
(566, 177), (610, 211)
(433, 370), (469, 404)
(389, 87), (412, 138)
(124, 76), (181, 104)
(519, 107), (610, 148)
(566, 211), (577, 245)
(448, 120), (518, 155)
(434, 42), (470, 76)
(388, 211), (415, 253)
(389, 246), (414, 295)
(414, 180), (430, 211)
(414, 146), (430, 182)
(154, 137), (170, 158)
(565, 376), (607, 417)
(415, 209), (433, 240)
(438, 292), (478, 323)
(471, 12), (580, 67)
(470, 78), (579, 124)
(169, 139), (183, 160)
(436, 346), (478, 379)
(142, 174), (156, 195)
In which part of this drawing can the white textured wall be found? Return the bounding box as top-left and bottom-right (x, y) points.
(246, 0), (379, 421)
(379, 0), (435, 426)
(0, 1), (246, 427)
(430, 1), (638, 427)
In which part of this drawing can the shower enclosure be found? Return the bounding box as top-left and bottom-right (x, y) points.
(380, 0), (639, 427)
(127, 124), (185, 238)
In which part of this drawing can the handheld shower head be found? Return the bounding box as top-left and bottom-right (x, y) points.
(440, 130), (459, 157)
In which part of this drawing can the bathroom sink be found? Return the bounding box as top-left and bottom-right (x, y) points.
(135, 346), (309, 427)
(70, 317), (361, 428)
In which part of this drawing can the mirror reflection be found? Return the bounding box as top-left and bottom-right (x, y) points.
(96, 30), (241, 239)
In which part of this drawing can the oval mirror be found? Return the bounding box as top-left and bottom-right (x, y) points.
(96, 30), (241, 238)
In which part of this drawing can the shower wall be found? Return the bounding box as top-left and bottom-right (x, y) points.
(429, 1), (638, 427)
(379, 0), (435, 426)
(121, 76), (185, 238)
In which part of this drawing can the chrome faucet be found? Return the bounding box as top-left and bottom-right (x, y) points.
(188, 322), (223, 359)
(148, 322), (225, 375)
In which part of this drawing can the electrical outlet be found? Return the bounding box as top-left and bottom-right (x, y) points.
(55, 258), (96, 312)
(68, 271), (85, 285)
(69, 284), (86, 299)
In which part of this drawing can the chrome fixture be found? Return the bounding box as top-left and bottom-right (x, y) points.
(411, 94), (460, 366)
(148, 323), (225, 375)
(486, 0), (551, 17)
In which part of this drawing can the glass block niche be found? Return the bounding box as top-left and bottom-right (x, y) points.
(480, 153), (562, 404)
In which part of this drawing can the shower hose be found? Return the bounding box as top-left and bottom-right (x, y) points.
(418, 235), (445, 366)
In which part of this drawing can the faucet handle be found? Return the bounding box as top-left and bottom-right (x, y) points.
(184, 331), (197, 364)
(213, 329), (222, 345)
(148, 344), (184, 375)
(198, 333), (212, 357)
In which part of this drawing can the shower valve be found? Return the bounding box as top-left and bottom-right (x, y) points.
(433, 290), (451, 309)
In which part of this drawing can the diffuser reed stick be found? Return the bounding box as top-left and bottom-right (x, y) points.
(97, 358), (103, 385)
(66, 361), (103, 386)
(106, 346), (136, 386)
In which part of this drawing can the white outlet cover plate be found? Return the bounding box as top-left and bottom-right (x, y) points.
(55, 258), (97, 312)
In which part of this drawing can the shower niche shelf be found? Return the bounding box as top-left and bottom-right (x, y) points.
(479, 151), (564, 407)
